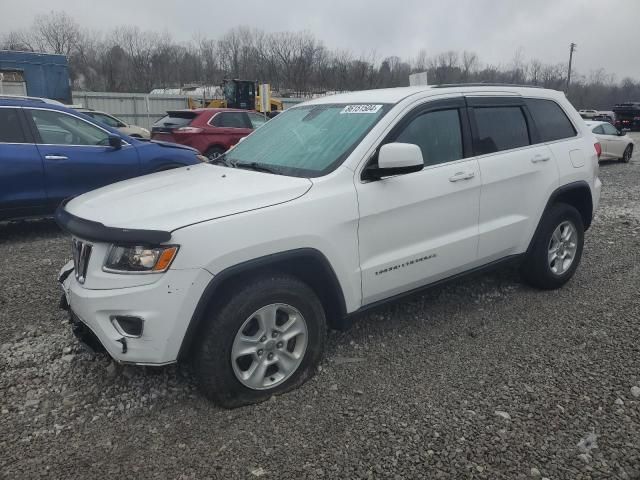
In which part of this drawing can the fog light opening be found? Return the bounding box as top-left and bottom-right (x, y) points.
(110, 315), (144, 338)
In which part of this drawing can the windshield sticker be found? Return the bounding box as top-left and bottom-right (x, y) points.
(340, 104), (383, 114)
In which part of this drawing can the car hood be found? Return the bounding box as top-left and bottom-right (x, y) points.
(147, 139), (199, 152)
(65, 163), (313, 232)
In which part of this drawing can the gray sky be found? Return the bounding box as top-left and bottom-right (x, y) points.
(3, 0), (640, 80)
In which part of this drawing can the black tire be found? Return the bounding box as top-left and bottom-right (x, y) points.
(520, 203), (584, 290)
(194, 273), (326, 408)
(621, 145), (633, 163)
(205, 146), (226, 160)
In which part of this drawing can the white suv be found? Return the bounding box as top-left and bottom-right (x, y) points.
(57, 85), (602, 407)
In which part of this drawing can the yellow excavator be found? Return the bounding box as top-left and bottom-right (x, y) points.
(187, 79), (283, 113)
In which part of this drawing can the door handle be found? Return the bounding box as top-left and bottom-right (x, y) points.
(449, 171), (475, 182)
(531, 154), (551, 163)
(44, 155), (68, 161)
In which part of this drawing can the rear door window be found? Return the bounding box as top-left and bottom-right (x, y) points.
(212, 112), (250, 128)
(473, 106), (530, 155)
(394, 109), (463, 166)
(0, 108), (28, 143)
(525, 98), (576, 142)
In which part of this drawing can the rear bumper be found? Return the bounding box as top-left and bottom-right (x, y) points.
(59, 261), (213, 365)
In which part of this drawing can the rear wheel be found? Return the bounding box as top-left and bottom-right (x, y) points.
(621, 144), (633, 163)
(194, 273), (326, 408)
(521, 203), (584, 290)
(205, 146), (226, 161)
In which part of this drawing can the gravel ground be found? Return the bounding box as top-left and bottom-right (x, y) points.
(1, 135), (639, 479)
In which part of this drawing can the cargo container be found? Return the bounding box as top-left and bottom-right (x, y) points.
(0, 50), (71, 103)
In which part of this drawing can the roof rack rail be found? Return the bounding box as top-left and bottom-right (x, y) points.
(431, 83), (545, 89)
(0, 94), (65, 105)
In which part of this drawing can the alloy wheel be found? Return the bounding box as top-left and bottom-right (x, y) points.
(231, 303), (308, 390)
(548, 221), (578, 276)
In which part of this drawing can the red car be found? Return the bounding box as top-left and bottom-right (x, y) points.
(151, 108), (268, 159)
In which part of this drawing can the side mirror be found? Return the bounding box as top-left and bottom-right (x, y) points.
(363, 143), (424, 180)
(617, 130), (625, 136)
(108, 134), (122, 149)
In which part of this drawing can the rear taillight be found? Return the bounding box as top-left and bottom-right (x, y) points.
(594, 142), (602, 158)
(175, 127), (203, 134)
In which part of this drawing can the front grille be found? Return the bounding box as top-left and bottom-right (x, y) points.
(71, 239), (93, 284)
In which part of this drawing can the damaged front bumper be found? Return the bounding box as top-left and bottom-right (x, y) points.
(57, 260), (213, 365)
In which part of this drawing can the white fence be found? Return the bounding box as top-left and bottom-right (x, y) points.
(71, 91), (189, 130)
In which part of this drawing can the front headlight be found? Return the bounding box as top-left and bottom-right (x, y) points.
(103, 245), (179, 273)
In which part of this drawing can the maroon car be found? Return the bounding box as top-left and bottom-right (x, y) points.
(151, 108), (268, 159)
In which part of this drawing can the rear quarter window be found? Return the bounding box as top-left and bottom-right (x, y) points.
(525, 98), (577, 142)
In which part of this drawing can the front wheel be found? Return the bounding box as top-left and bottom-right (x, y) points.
(205, 146), (226, 161)
(621, 145), (633, 163)
(194, 274), (326, 408)
(520, 203), (584, 290)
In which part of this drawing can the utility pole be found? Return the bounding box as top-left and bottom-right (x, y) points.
(567, 42), (577, 92)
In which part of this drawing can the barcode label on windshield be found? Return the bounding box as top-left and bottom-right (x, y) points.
(340, 104), (383, 114)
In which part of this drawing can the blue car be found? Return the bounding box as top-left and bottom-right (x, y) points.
(0, 97), (204, 221)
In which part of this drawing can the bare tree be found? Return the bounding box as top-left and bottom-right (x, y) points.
(32, 11), (81, 56)
(461, 51), (478, 81)
(510, 47), (527, 84)
(1, 30), (34, 51)
(413, 49), (428, 72)
(427, 51), (461, 84)
(3, 10), (638, 108)
(529, 59), (543, 85)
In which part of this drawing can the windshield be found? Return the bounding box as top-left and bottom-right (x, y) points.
(225, 103), (390, 177)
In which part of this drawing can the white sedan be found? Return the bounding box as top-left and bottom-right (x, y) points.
(586, 121), (635, 163)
